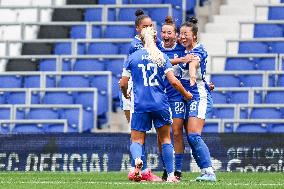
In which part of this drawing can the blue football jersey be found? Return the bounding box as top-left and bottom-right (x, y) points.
(123, 48), (173, 113)
(158, 42), (185, 101)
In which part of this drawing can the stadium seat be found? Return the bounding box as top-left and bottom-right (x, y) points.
(149, 8), (169, 24)
(82, 108), (94, 131)
(73, 59), (105, 71)
(12, 124), (45, 133)
(268, 7), (284, 20)
(269, 124), (284, 133)
(229, 91), (249, 104)
(70, 25), (86, 39)
(270, 42), (284, 54)
(87, 43), (118, 54)
(31, 92), (40, 104)
(119, 43), (132, 54)
(256, 58), (276, 70)
(59, 108), (80, 132)
(107, 9), (116, 21)
(52, 8), (83, 22)
(90, 75), (108, 92)
(211, 107), (234, 119)
(60, 75), (90, 88)
(265, 91), (284, 103)
(211, 75), (240, 87)
(39, 59), (56, 71)
(0, 124), (10, 134)
(46, 75), (56, 88)
(43, 92), (74, 104)
(240, 107), (248, 119)
(106, 59), (123, 76)
(0, 76), (22, 88)
(240, 75), (263, 87)
(0, 9), (17, 23)
(0, 107), (11, 119)
(225, 58), (254, 70)
(98, 0), (116, 4)
(0, 93), (5, 104)
(203, 122), (219, 133)
(74, 92), (95, 109)
(84, 8), (103, 22)
(23, 76), (40, 88)
(164, 0), (182, 8)
(62, 59), (72, 71)
(236, 123), (267, 133)
(254, 24), (283, 38)
(118, 8), (141, 21)
(132, 0), (162, 3)
(277, 75), (284, 87)
(6, 92), (26, 104)
(250, 108), (282, 119)
(28, 108), (59, 120)
(104, 25), (135, 38)
(254, 90), (263, 104)
(211, 91), (228, 104)
(54, 42), (85, 55)
(238, 42), (267, 54)
(92, 26), (101, 38)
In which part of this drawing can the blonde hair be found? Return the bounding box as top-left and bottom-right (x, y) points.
(141, 27), (166, 67)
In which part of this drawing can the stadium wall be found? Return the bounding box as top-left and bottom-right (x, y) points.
(0, 133), (283, 172)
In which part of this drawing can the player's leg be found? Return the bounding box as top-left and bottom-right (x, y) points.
(153, 109), (179, 183)
(185, 98), (216, 182)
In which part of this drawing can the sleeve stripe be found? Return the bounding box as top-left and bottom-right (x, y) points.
(164, 68), (173, 74)
(122, 68), (131, 77)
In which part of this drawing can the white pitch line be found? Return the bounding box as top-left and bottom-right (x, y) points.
(0, 181), (284, 186)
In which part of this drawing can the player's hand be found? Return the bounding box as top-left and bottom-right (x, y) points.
(184, 91), (193, 101)
(209, 82), (215, 91)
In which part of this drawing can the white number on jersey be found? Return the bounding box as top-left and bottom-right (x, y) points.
(138, 63), (159, 86)
(175, 102), (185, 113)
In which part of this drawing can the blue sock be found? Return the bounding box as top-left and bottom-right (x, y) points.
(141, 144), (148, 171)
(130, 142), (142, 164)
(160, 153), (166, 169)
(162, 143), (174, 174)
(187, 133), (212, 169)
(175, 153), (184, 172)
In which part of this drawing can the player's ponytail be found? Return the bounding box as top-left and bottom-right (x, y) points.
(141, 27), (166, 67)
(135, 9), (150, 27)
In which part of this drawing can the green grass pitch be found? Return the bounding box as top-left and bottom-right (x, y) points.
(0, 172), (283, 189)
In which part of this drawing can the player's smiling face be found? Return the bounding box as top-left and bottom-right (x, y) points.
(179, 26), (195, 49)
(136, 17), (153, 34)
(161, 25), (176, 48)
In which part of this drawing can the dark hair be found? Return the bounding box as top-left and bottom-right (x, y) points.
(135, 9), (150, 27)
(181, 16), (198, 36)
(162, 16), (177, 33)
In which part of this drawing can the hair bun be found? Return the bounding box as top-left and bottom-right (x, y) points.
(135, 9), (144, 17)
(164, 16), (174, 24)
(189, 16), (198, 24)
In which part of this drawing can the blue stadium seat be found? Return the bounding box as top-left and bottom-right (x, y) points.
(173, 8), (183, 27)
(90, 75), (108, 92)
(229, 91), (249, 104)
(240, 107), (248, 119)
(28, 108), (59, 120)
(0, 76), (22, 88)
(236, 123), (267, 133)
(62, 59), (72, 71)
(265, 91), (284, 103)
(0, 107), (11, 119)
(225, 58), (254, 70)
(46, 75), (56, 88)
(164, 0), (182, 8)
(118, 8), (141, 21)
(74, 92), (94, 109)
(250, 108), (282, 119)
(6, 92), (26, 104)
(0, 93), (5, 104)
(70, 25), (86, 39)
(133, 0), (162, 3)
(256, 58), (276, 70)
(211, 75), (240, 87)
(73, 59), (105, 71)
(186, 0), (196, 13)
(54, 42), (85, 55)
(12, 124), (45, 133)
(98, 0), (116, 4)
(268, 7), (284, 20)
(106, 59), (123, 76)
(149, 8), (169, 24)
(203, 122), (219, 133)
(119, 43), (132, 54)
(84, 8), (103, 21)
(240, 75), (263, 87)
(59, 108), (80, 132)
(211, 107), (234, 119)
(254, 91), (263, 104)
(269, 124), (284, 133)
(23, 76), (40, 88)
(211, 91), (228, 103)
(277, 75), (284, 87)
(254, 24), (283, 38)
(16, 108), (25, 119)
(43, 92), (74, 104)
(238, 42), (268, 53)
(104, 25), (135, 38)
(60, 76), (90, 88)
(31, 92), (40, 104)
(39, 59), (56, 71)
(269, 74), (276, 87)
(224, 123), (234, 133)
(92, 26), (101, 38)
(87, 43), (118, 54)
(270, 42), (284, 53)
(83, 108), (94, 131)
(0, 124), (10, 134)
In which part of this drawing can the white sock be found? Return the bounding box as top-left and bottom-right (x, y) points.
(168, 172), (175, 177)
(205, 167), (214, 175)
